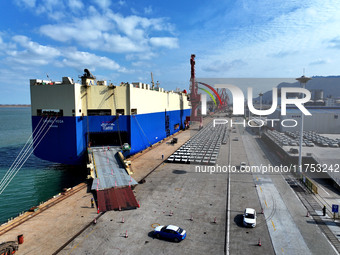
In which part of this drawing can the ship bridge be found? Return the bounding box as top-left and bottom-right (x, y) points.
(88, 146), (139, 212)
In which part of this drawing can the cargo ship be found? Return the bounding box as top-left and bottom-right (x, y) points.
(30, 69), (191, 165)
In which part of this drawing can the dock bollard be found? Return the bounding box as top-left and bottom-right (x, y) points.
(258, 238), (261, 246)
(306, 211), (310, 217)
(122, 217), (125, 223)
(190, 214), (193, 221)
(169, 210), (173, 216)
(213, 217), (217, 224)
(125, 230), (128, 238)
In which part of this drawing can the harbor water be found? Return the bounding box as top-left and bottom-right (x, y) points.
(0, 107), (86, 224)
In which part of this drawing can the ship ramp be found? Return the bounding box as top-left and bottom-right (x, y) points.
(88, 146), (139, 212)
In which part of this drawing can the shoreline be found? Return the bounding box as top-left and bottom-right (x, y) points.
(0, 105), (30, 108)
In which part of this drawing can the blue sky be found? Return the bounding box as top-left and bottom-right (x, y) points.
(1, 0), (340, 103)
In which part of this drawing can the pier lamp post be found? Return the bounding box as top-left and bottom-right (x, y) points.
(296, 75), (311, 172)
(259, 92), (263, 137)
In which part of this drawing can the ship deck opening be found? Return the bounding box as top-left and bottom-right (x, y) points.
(88, 132), (129, 147)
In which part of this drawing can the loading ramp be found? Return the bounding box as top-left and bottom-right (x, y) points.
(97, 187), (139, 211)
(88, 146), (139, 212)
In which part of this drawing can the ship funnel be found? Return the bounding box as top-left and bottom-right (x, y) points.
(83, 69), (95, 79)
(80, 69), (96, 86)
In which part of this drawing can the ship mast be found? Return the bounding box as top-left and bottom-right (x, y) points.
(151, 72), (155, 89)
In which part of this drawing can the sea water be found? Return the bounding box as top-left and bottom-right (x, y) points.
(0, 107), (86, 224)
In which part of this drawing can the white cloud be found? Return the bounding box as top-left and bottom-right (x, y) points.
(195, 0), (340, 77)
(0, 36), (126, 73)
(101, 33), (147, 52)
(118, 0), (125, 6)
(202, 59), (246, 73)
(0, 33), (16, 56)
(149, 37), (178, 49)
(0, 34), (5, 53)
(68, 0), (84, 11)
(39, 9), (178, 55)
(14, 0), (36, 8)
(126, 51), (157, 61)
(39, 15), (112, 42)
(5, 35), (61, 66)
(12, 35), (60, 57)
(309, 59), (330, 66)
(15, 0), (80, 20)
(92, 0), (111, 9)
(144, 6), (152, 15)
(35, 0), (66, 20)
(13, 1), (178, 60)
(60, 49), (121, 71)
(328, 37), (340, 49)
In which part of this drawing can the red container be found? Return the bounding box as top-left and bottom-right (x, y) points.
(18, 234), (24, 244)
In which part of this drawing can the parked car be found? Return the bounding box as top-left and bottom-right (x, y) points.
(306, 142), (314, 147)
(154, 225), (186, 242)
(289, 148), (299, 154)
(240, 162), (247, 170)
(243, 208), (256, 227)
(321, 142), (328, 147)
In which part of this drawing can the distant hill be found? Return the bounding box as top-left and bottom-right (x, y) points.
(254, 76), (340, 103)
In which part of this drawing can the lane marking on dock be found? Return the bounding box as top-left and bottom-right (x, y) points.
(271, 220), (276, 231)
(226, 131), (231, 255)
(259, 186), (262, 192)
(256, 176), (259, 181)
(264, 200), (268, 208)
(151, 223), (160, 228)
(281, 248), (284, 253)
(319, 185), (330, 196)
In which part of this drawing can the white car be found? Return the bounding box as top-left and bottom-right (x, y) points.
(243, 208), (256, 227)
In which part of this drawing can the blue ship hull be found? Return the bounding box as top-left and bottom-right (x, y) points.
(32, 109), (190, 165)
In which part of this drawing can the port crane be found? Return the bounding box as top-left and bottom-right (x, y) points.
(189, 54), (203, 128)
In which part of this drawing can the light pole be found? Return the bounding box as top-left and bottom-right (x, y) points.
(296, 75), (311, 172)
(259, 92), (263, 137)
